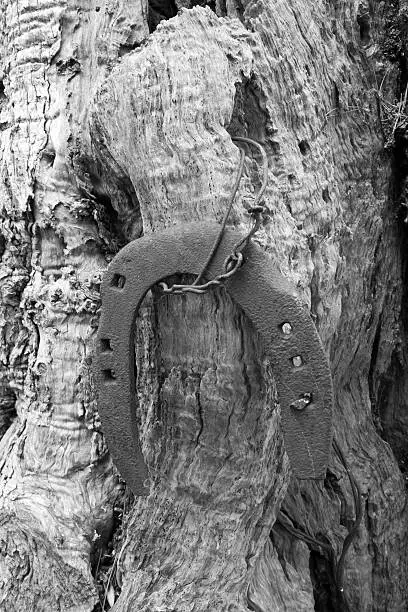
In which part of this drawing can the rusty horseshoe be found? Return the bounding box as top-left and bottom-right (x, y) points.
(94, 223), (333, 496)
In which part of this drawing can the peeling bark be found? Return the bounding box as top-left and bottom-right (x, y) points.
(0, 0), (407, 611)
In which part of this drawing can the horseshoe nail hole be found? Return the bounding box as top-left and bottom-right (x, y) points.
(102, 368), (116, 383)
(111, 273), (126, 289)
(101, 338), (112, 352)
(281, 322), (293, 335)
(290, 393), (312, 411)
(291, 355), (303, 367)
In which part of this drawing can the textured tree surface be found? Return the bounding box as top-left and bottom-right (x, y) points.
(0, 1), (407, 611)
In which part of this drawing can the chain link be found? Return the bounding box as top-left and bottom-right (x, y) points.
(159, 136), (268, 295)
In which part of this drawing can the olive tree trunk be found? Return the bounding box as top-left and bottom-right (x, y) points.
(0, 0), (407, 611)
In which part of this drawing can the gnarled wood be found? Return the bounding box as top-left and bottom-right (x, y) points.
(0, 0), (407, 611)
(0, 1), (147, 609)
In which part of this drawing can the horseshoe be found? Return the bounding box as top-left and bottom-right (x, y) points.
(94, 223), (333, 496)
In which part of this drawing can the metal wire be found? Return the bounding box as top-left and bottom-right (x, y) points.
(274, 437), (362, 612)
(159, 136), (268, 295)
(158, 137), (362, 609)
(157, 136), (362, 610)
(193, 146), (246, 288)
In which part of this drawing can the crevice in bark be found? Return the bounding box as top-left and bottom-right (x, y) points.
(118, 41), (142, 58)
(396, 210), (408, 478)
(93, 191), (120, 241)
(368, 313), (384, 435)
(0, 79), (5, 115)
(272, 514), (341, 612)
(357, 4), (371, 46)
(0, 386), (16, 439)
(92, 491), (133, 611)
(148, 0), (178, 33)
(277, 460), (361, 612)
(309, 549), (338, 612)
(367, 3), (408, 476)
(74, 152), (143, 251)
(376, 122), (408, 473)
(195, 386), (204, 445)
(0, 230), (5, 260)
(307, 235), (322, 329)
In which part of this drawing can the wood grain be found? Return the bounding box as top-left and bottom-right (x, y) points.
(0, 0), (407, 610)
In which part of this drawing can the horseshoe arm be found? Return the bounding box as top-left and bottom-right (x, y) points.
(94, 223), (333, 495)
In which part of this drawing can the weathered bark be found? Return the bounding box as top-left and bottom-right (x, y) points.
(0, 2), (147, 610)
(0, 0), (407, 611)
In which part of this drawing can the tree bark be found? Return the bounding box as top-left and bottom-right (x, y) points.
(0, 1), (407, 611)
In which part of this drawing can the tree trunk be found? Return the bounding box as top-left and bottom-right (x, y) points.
(0, 1), (407, 611)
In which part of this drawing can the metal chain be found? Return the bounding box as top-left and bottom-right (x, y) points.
(159, 136), (268, 295)
(156, 136), (362, 609)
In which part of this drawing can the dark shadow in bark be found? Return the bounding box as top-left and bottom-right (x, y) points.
(272, 515), (341, 612)
(309, 549), (338, 612)
(375, 133), (408, 476)
(368, 44), (408, 477)
(148, 0), (178, 32)
(91, 489), (134, 611)
(73, 149), (143, 253)
(0, 80), (5, 108)
(0, 231), (5, 260)
(0, 386), (16, 440)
